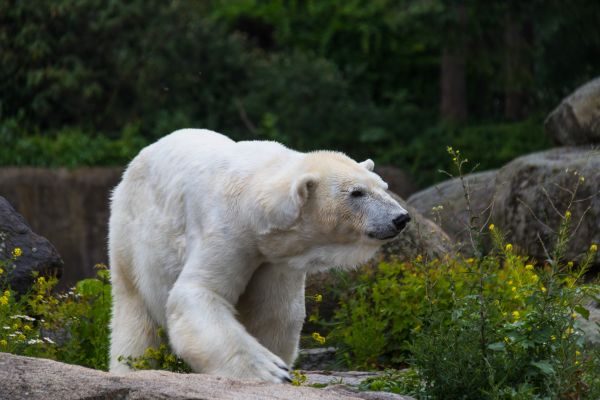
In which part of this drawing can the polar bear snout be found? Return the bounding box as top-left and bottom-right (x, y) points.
(367, 211), (410, 240)
(392, 213), (411, 232)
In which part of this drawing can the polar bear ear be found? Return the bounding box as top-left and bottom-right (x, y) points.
(263, 173), (319, 231)
(360, 159), (375, 171)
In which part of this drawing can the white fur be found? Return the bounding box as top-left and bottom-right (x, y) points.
(108, 129), (405, 382)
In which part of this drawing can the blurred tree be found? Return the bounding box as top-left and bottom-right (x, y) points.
(440, 1), (468, 123)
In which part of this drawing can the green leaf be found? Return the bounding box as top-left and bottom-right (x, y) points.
(574, 305), (590, 320)
(487, 342), (506, 352)
(531, 361), (555, 375)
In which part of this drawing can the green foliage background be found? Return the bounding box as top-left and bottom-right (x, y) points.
(2, 0), (598, 185)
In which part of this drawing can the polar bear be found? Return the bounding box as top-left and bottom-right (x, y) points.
(108, 129), (410, 382)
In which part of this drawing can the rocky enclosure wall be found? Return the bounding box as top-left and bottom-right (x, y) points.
(0, 167), (123, 288)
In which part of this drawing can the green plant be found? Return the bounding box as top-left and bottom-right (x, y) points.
(117, 328), (192, 373)
(359, 369), (423, 397)
(330, 150), (600, 399)
(0, 251), (112, 370)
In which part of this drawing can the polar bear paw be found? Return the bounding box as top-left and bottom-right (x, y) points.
(222, 345), (292, 383)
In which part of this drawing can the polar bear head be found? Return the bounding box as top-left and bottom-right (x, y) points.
(257, 151), (410, 269)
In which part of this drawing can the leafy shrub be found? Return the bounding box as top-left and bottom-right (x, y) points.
(0, 253), (111, 370)
(0, 122), (147, 167)
(328, 151), (600, 399)
(398, 118), (551, 186)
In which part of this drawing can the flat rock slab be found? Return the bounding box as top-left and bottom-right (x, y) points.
(0, 353), (414, 400)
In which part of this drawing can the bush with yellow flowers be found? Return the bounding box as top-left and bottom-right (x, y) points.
(327, 148), (600, 399)
(0, 250), (111, 370)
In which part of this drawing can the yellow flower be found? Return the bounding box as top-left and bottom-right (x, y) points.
(311, 332), (326, 345)
(17, 334), (26, 341)
(541, 286), (547, 293)
(566, 327), (574, 335)
(531, 274), (539, 282)
(12, 247), (22, 258)
(23, 325), (31, 332)
(415, 255), (423, 262)
(579, 176), (585, 183)
(508, 280), (513, 285)
(525, 264), (534, 271)
(3, 290), (9, 298)
(488, 224), (495, 231)
(314, 294), (323, 303)
(591, 244), (598, 253)
(36, 295), (43, 301)
(572, 312), (578, 319)
(0, 339), (6, 346)
(550, 335), (556, 341)
(565, 210), (571, 219)
(502, 312), (508, 317)
(37, 277), (46, 285)
(567, 261), (574, 268)
(505, 243), (513, 252)
(0, 268), (3, 275)
(511, 286), (517, 292)
(512, 311), (520, 319)
(576, 350), (581, 356)
(466, 258), (474, 264)
(503, 337), (510, 343)
(0, 296), (7, 306)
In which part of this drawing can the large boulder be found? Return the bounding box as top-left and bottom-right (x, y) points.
(492, 147), (600, 265)
(0, 196), (63, 293)
(407, 148), (600, 265)
(407, 170), (497, 254)
(545, 77), (600, 146)
(0, 167), (123, 289)
(0, 352), (414, 400)
(379, 192), (453, 261)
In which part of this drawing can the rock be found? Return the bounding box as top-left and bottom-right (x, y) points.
(407, 170), (498, 254)
(374, 166), (418, 199)
(492, 147), (600, 266)
(380, 192), (453, 261)
(0, 352), (415, 400)
(0, 167), (123, 289)
(297, 348), (337, 371)
(0, 196), (63, 294)
(545, 77), (600, 146)
(578, 302), (600, 346)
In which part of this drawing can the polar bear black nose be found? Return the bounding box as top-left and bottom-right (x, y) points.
(392, 214), (411, 232)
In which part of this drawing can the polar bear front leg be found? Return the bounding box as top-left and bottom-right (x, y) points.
(165, 256), (291, 383)
(237, 263), (306, 366)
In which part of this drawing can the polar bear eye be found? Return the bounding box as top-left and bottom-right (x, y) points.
(350, 189), (366, 198)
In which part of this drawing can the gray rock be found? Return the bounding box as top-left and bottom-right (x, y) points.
(374, 166), (418, 199)
(545, 77), (600, 146)
(407, 170), (497, 254)
(379, 192), (454, 262)
(578, 302), (600, 346)
(297, 347), (337, 370)
(0, 352), (414, 400)
(0, 167), (123, 289)
(492, 147), (600, 265)
(0, 196), (63, 293)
